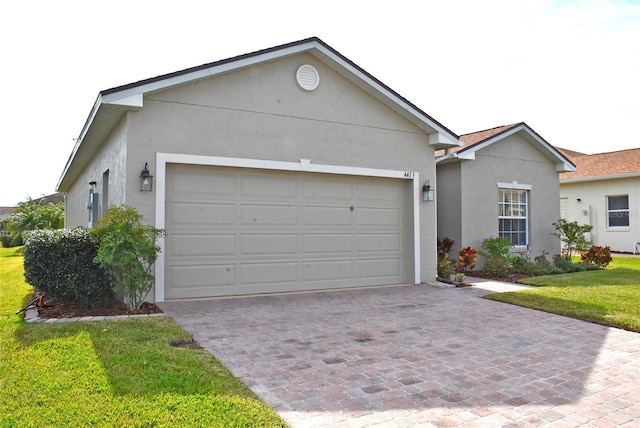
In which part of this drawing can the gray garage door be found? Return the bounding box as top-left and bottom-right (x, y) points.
(164, 164), (409, 299)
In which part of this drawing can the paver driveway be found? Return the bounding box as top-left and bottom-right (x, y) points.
(159, 283), (640, 427)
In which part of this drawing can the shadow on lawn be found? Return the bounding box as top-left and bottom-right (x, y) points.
(12, 316), (249, 397)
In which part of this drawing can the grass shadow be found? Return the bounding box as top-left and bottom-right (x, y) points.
(12, 317), (249, 397)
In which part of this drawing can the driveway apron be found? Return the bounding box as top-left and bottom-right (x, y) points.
(159, 284), (640, 427)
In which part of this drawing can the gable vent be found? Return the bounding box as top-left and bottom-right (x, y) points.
(296, 64), (320, 91)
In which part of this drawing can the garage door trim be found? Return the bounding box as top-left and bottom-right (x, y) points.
(154, 152), (421, 302)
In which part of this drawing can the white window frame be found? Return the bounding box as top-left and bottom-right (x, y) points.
(497, 181), (532, 249)
(606, 195), (629, 229)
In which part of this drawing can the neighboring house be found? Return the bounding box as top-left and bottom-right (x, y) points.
(56, 37), (461, 302)
(558, 148), (640, 253)
(435, 123), (575, 261)
(0, 207), (16, 236)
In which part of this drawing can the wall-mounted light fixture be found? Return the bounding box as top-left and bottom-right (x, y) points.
(422, 180), (434, 202)
(88, 181), (97, 191)
(140, 163), (153, 191)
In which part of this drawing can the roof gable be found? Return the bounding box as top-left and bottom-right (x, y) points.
(436, 122), (575, 172)
(57, 37), (460, 191)
(559, 147), (640, 182)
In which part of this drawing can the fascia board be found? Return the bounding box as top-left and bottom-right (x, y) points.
(560, 172), (640, 183)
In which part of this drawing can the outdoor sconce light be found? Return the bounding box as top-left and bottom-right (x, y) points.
(140, 163), (153, 192)
(422, 180), (434, 202)
(88, 181), (97, 191)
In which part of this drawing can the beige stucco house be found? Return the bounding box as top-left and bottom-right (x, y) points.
(57, 37), (461, 301)
(558, 148), (640, 253)
(436, 123), (575, 261)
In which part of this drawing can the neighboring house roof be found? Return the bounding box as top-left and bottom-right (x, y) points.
(57, 37), (461, 192)
(0, 207), (16, 219)
(558, 147), (640, 182)
(435, 122), (575, 172)
(32, 192), (65, 205)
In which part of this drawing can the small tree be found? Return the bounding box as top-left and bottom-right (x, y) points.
(91, 205), (164, 311)
(551, 219), (593, 258)
(1, 198), (64, 246)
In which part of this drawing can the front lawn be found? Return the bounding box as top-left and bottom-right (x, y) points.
(0, 247), (288, 427)
(485, 256), (640, 332)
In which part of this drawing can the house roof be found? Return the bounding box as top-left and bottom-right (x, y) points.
(435, 122), (575, 172)
(558, 147), (640, 182)
(57, 37), (461, 192)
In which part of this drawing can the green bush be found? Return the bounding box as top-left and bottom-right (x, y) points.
(23, 228), (112, 308)
(552, 253), (600, 273)
(479, 237), (513, 277)
(510, 251), (562, 276)
(92, 205), (164, 311)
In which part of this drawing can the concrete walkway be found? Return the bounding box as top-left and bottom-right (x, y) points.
(160, 282), (640, 427)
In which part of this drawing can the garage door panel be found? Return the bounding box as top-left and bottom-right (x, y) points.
(356, 207), (402, 226)
(165, 165), (408, 299)
(241, 175), (299, 199)
(169, 264), (236, 289)
(356, 258), (402, 279)
(302, 179), (353, 200)
(239, 234), (298, 256)
(239, 262), (299, 285)
(302, 206), (353, 226)
(355, 181), (402, 203)
(169, 202), (236, 226)
(302, 260), (354, 281)
(171, 169), (237, 200)
(169, 234), (236, 258)
(240, 204), (298, 225)
(302, 233), (352, 253)
(356, 233), (401, 252)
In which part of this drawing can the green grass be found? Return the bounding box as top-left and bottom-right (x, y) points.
(486, 256), (640, 332)
(0, 247), (288, 427)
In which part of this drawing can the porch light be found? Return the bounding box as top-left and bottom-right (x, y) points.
(140, 163), (153, 191)
(422, 180), (434, 202)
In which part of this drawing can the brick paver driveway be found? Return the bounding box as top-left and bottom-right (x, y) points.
(160, 284), (640, 427)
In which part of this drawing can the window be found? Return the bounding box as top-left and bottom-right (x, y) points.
(498, 189), (528, 246)
(607, 195), (629, 228)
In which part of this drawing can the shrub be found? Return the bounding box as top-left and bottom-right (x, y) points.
(92, 205), (164, 311)
(479, 237), (513, 277)
(455, 246), (477, 272)
(552, 253), (600, 273)
(437, 237), (455, 261)
(581, 245), (612, 268)
(23, 228), (112, 309)
(437, 258), (456, 278)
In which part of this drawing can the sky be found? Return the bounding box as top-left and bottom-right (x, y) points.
(1, 0), (639, 206)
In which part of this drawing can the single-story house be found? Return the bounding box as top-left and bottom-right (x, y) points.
(558, 147), (640, 253)
(435, 123), (575, 260)
(56, 37), (462, 302)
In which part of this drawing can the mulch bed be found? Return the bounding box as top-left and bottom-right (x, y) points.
(37, 300), (163, 318)
(466, 271), (534, 283)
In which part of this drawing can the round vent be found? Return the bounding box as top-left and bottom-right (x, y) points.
(296, 64), (320, 91)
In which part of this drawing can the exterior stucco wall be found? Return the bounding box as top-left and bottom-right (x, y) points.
(123, 53), (438, 280)
(560, 177), (639, 252)
(439, 134), (562, 262)
(436, 162), (462, 246)
(64, 119), (128, 228)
